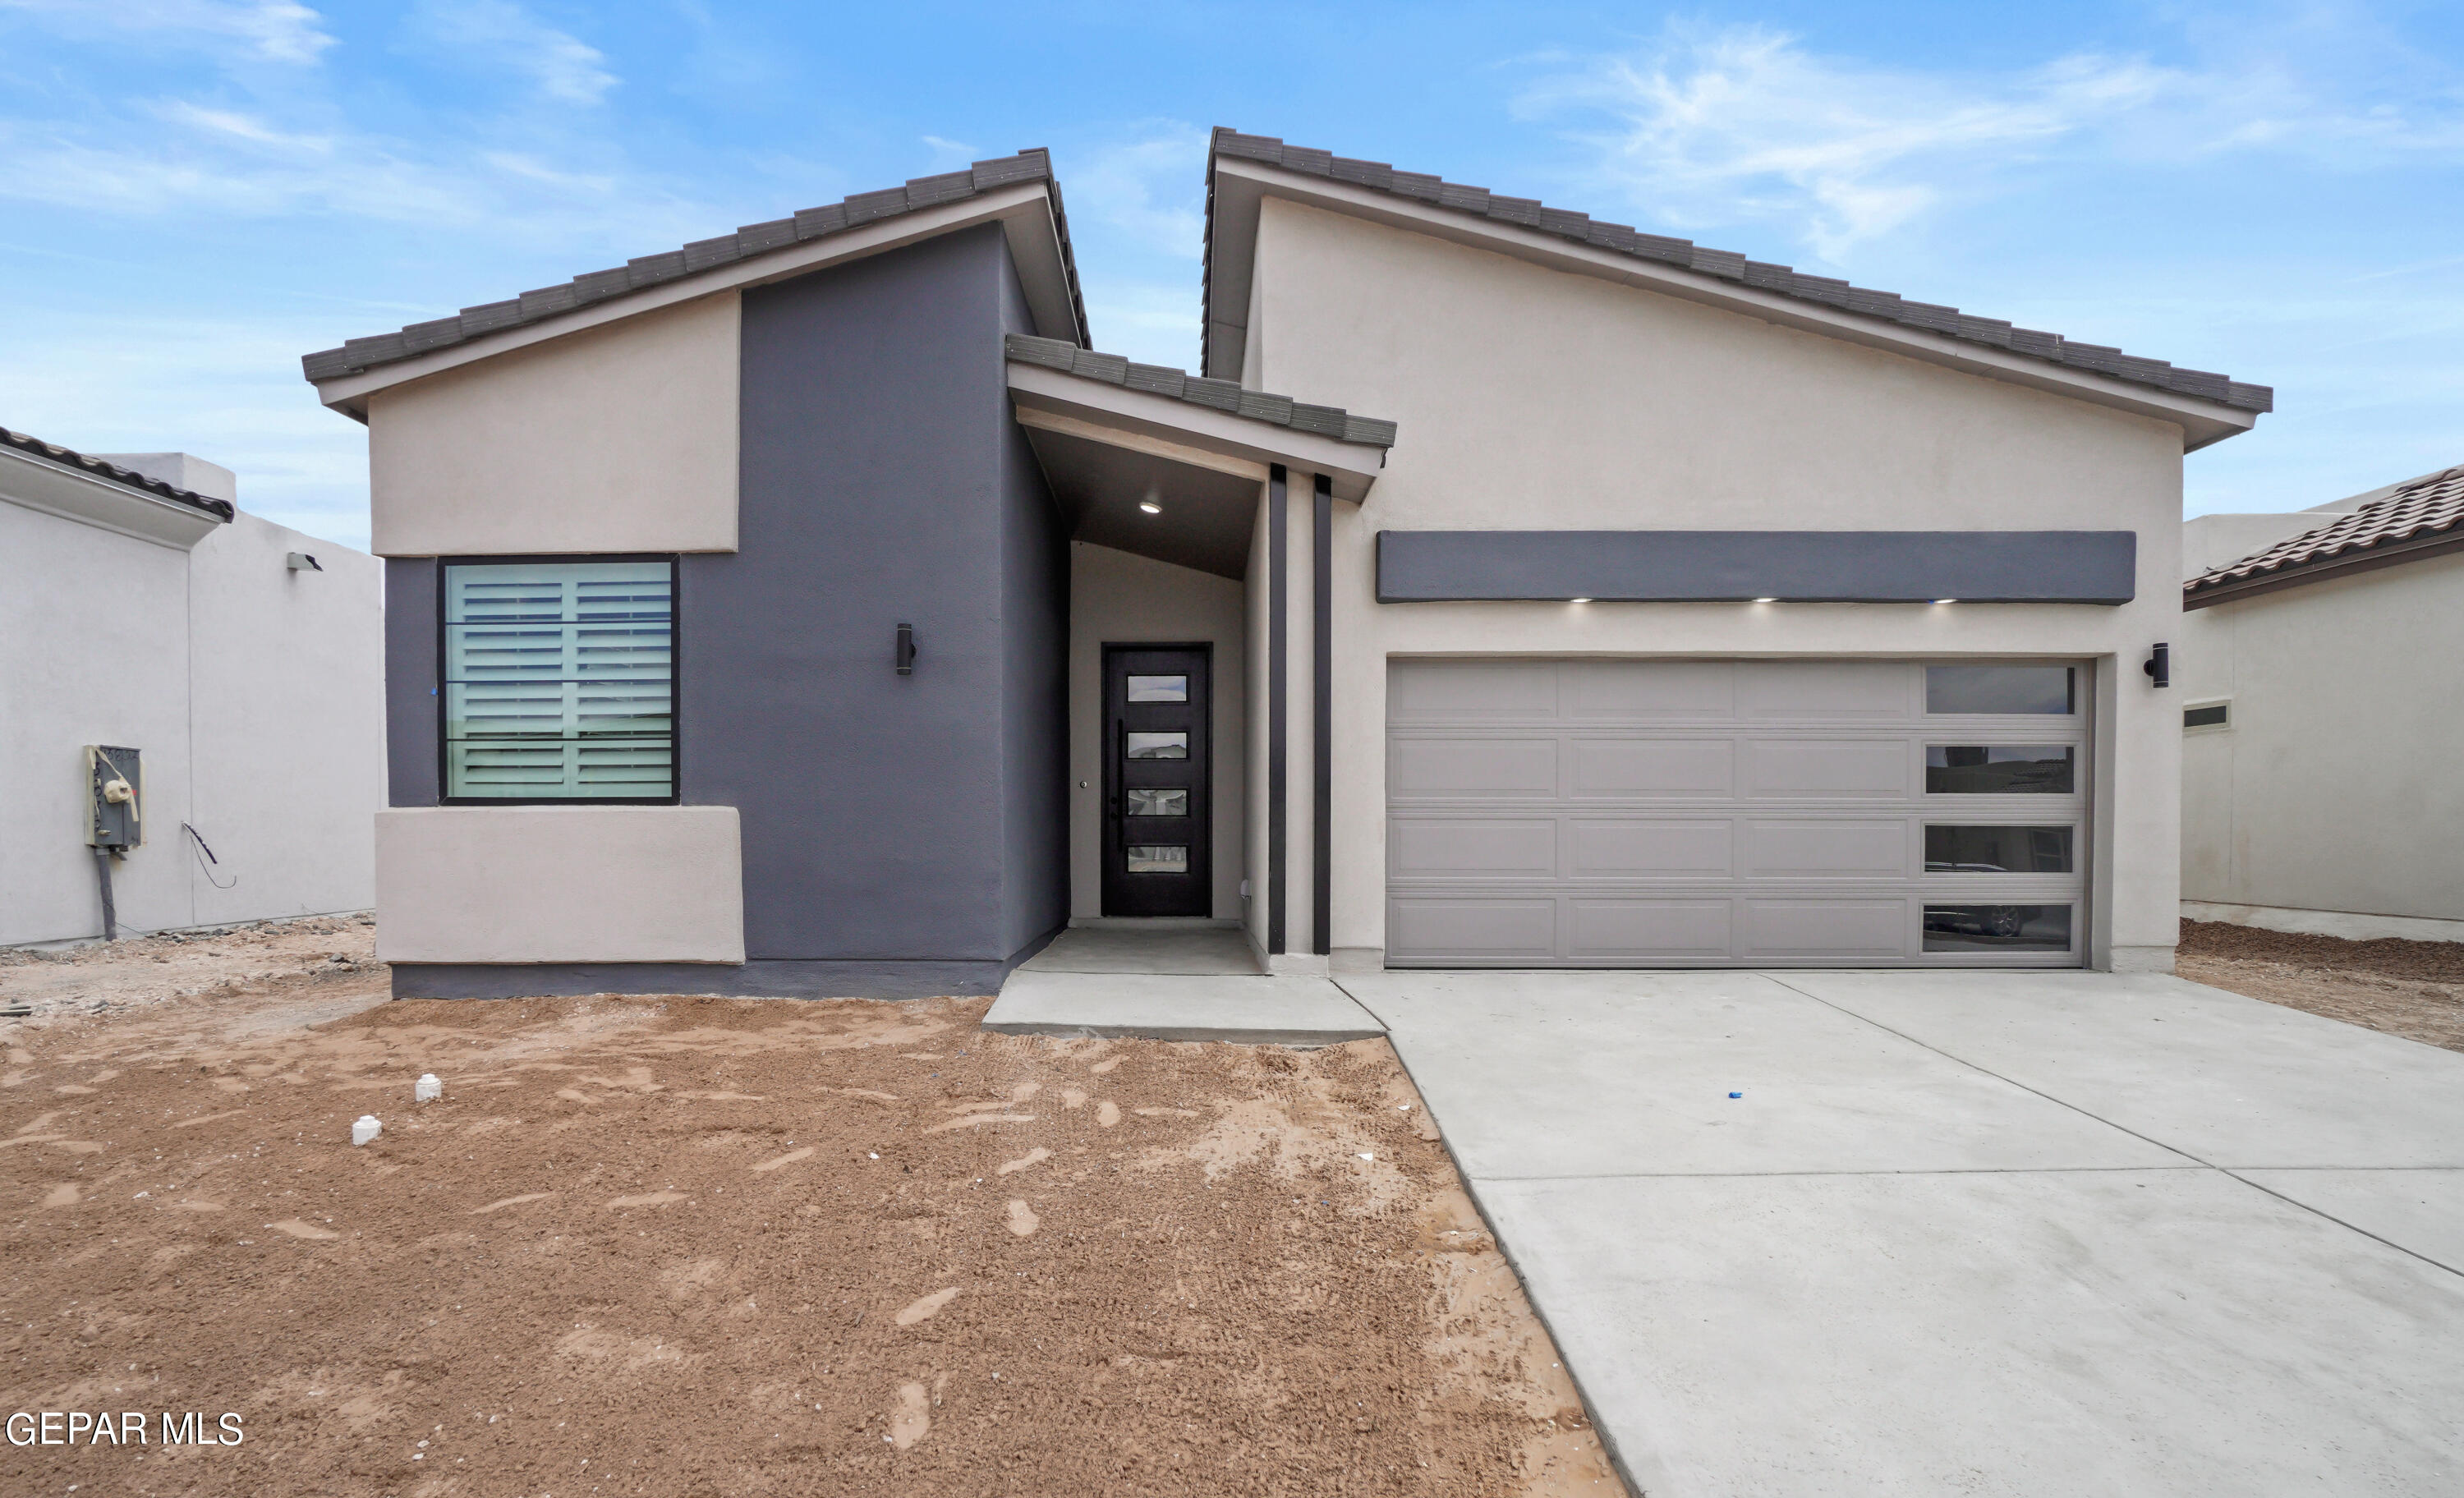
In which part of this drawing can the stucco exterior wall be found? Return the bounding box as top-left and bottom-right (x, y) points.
(2177, 551), (2464, 924)
(366, 294), (740, 558)
(1246, 198), (2190, 970)
(375, 806), (743, 963)
(1, 496), (382, 946)
(1067, 543), (1248, 919)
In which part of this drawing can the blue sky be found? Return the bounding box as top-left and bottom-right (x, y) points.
(2, 1), (2459, 550)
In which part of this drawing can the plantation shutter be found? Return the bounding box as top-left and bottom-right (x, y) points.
(442, 560), (675, 799)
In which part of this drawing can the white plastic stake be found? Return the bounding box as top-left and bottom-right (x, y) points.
(352, 1115), (381, 1146)
(414, 1073), (442, 1103)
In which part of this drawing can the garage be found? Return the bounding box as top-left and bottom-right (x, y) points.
(1385, 659), (2089, 967)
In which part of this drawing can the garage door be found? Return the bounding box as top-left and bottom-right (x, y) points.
(1386, 659), (2089, 967)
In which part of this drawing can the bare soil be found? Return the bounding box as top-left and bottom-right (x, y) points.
(2178, 919), (2464, 1052)
(0, 921), (1623, 1496)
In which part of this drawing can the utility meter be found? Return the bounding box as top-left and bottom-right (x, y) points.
(85, 745), (142, 851)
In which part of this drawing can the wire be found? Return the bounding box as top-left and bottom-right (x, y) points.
(182, 823), (237, 889)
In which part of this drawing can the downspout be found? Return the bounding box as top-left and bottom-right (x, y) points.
(1312, 472), (1332, 958)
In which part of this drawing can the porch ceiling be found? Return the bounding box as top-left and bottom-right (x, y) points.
(1021, 422), (1260, 579)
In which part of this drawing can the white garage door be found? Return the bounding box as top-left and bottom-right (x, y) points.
(1386, 659), (2089, 967)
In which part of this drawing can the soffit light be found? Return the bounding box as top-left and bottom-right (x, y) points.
(1138, 501), (1161, 514)
(1933, 598), (1958, 604)
(1753, 596), (1777, 604)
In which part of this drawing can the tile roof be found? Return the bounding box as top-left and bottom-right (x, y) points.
(1206, 129), (2273, 416)
(302, 149), (1088, 384)
(1005, 333), (1398, 448)
(0, 426), (235, 521)
(2186, 464), (2464, 603)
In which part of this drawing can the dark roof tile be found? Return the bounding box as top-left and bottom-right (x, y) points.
(1004, 333), (1395, 450)
(0, 425), (236, 522)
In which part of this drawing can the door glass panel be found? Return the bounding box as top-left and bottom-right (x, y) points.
(1926, 746), (2075, 794)
(1127, 675), (1188, 703)
(1126, 845), (1188, 874)
(1925, 665), (2075, 715)
(1925, 825), (2074, 873)
(1924, 904), (2071, 952)
(1125, 732), (1188, 760)
(1127, 788), (1188, 817)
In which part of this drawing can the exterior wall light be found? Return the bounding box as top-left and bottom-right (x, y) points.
(1138, 502), (1161, 514)
(2144, 641), (2169, 688)
(1569, 597), (1593, 604)
(1933, 598), (1958, 604)
(1753, 596), (1777, 604)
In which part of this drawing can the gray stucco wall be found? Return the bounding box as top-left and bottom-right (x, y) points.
(997, 257), (1072, 958)
(384, 557), (440, 806)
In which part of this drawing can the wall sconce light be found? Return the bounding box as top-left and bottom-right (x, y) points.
(895, 622), (919, 676)
(2144, 641), (2169, 688)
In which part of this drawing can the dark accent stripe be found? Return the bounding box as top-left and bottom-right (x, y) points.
(1267, 465), (1288, 955)
(1376, 530), (2139, 605)
(1312, 474), (1332, 958)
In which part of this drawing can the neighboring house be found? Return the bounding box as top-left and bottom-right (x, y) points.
(1, 430), (384, 945)
(2178, 465), (2464, 941)
(304, 133), (2270, 999)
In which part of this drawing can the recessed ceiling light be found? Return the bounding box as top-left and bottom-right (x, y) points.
(1753, 596), (1777, 604)
(1138, 502), (1161, 514)
(1933, 598), (1958, 604)
(1569, 597), (1593, 604)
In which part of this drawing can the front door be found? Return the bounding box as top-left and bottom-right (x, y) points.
(1101, 645), (1211, 917)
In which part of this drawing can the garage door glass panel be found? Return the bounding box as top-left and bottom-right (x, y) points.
(1924, 904), (2071, 952)
(1570, 738), (1735, 797)
(1744, 740), (1906, 798)
(1925, 665), (2075, 715)
(1925, 825), (2074, 873)
(1927, 745), (2074, 794)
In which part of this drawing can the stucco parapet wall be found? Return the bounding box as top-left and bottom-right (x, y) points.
(304, 149), (1087, 416)
(1377, 530), (2140, 604)
(375, 806), (745, 967)
(1004, 348), (1388, 503)
(1203, 131), (2268, 450)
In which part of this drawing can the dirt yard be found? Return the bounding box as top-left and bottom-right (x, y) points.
(2178, 919), (2464, 1052)
(0, 920), (1623, 1496)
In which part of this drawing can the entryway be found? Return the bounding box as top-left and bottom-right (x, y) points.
(1101, 644), (1212, 917)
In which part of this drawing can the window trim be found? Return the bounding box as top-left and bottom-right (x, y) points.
(2182, 699), (2232, 733)
(435, 553), (683, 807)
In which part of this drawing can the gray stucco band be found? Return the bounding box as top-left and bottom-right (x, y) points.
(1376, 529), (2139, 604)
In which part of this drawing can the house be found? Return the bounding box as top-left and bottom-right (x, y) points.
(1, 430), (384, 946)
(303, 131), (2270, 999)
(2177, 464), (2464, 941)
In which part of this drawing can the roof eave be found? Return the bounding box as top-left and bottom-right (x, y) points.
(2184, 526), (2464, 609)
(1005, 362), (1386, 503)
(1204, 151), (2261, 454)
(0, 443), (231, 549)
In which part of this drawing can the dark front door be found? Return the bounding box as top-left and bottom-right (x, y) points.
(1101, 645), (1211, 917)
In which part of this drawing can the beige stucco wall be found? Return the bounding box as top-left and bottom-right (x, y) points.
(1248, 197), (2193, 971)
(367, 294), (740, 558)
(1067, 543), (1247, 919)
(375, 806), (745, 963)
(2177, 551), (2464, 924)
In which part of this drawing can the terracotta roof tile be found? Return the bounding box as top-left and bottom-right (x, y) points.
(2186, 464), (2464, 601)
(0, 426), (235, 521)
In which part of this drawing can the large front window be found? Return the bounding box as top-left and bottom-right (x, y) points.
(442, 558), (676, 802)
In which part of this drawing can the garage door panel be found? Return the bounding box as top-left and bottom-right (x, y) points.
(1568, 899), (1732, 959)
(1385, 659), (2085, 968)
(1388, 660), (1557, 720)
(1387, 898), (1556, 961)
(1741, 898), (1909, 959)
(1568, 819), (1733, 877)
(1389, 737), (1560, 799)
(1564, 660), (1735, 719)
(1569, 738), (1735, 797)
(1743, 819), (1910, 877)
(1742, 739), (1909, 798)
(1390, 817), (1558, 879)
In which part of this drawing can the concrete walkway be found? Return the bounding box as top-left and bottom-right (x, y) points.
(1336, 968), (2464, 1496)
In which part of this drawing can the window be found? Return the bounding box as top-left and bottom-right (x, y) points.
(443, 559), (675, 802)
(1926, 746), (2075, 794)
(1124, 732), (1188, 760)
(1126, 675), (1188, 703)
(1127, 788), (1188, 817)
(1924, 904), (2071, 953)
(1924, 825), (2074, 874)
(2184, 702), (2231, 730)
(1126, 845), (1188, 874)
(1926, 665), (2075, 715)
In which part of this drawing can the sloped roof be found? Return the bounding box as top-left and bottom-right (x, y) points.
(302, 149), (1088, 384)
(1204, 129), (2272, 416)
(2185, 464), (2464, 607)
(1004, 334), (1396, 448)
(0, 425), (235, 521)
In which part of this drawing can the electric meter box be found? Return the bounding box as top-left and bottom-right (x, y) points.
(85, 745), (142, 851)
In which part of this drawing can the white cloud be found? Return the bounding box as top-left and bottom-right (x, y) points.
(922, 135), (978, 168)
(0, 0), (336, 64)
(1070, 122), (1208, 260)
(405, 0), (616, 106)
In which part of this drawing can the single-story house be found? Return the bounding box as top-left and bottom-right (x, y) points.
(304, 131), (2271, 999)
(1, 430), (384, 945)
(2178, 464), (2464, 941)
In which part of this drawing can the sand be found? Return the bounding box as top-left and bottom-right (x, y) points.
(0, 924), (1625, 1496)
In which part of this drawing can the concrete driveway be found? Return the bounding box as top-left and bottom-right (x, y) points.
(1334, 969), (2464, 1496)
